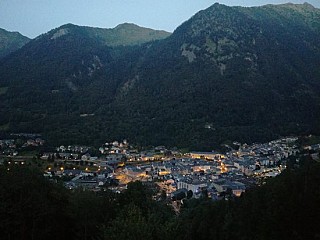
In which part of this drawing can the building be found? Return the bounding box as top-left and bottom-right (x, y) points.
(177, 178), (207, 194)
(189, 152), (224, 160)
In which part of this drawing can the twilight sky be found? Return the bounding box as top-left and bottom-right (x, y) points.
(0, 0), (319, 38)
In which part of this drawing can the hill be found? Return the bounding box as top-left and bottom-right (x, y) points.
(0, 28), (30, 58)
(48, 23), (171, 46)
(83, 23), (171, 46)
(0, 3), (319, 149)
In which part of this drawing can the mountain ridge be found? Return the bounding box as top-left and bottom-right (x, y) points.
(43, 22), (171, 47)
(0, 28), (30, 58)
(0, 3), (319, 149)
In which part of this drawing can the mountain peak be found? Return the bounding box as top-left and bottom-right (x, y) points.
(38, 22), (171, 47)
(59, 23), (77, 28)
(114, 23), (141, 30)
(0, 28), (30, 58)
(87, 23), (171, 46)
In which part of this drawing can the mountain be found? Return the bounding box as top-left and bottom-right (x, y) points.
(47, 23), (171, 46)
(0, 3), (319, 149)
(0, 23), (171, 145)
(83, 23), (171, 46)
(116, 2), (320, 148)
(0, 28), (30, 58)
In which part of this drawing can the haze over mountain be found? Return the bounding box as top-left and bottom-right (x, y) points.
(0, 28), (30, 58)
(0, 3), (319, 150)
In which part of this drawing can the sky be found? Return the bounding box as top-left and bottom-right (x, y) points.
(0, 0), (319, 39)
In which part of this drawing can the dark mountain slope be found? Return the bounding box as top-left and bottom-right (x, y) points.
(110, 3), (320, 148)
(0, 24), (146, 144)
(0, 3), (320, 149)
(0, 28), (30, 58)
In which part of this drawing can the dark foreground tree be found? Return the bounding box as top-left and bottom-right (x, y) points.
(0, 166), (72, 240)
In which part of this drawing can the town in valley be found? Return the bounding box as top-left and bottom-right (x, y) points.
(2, 133), (317, 207)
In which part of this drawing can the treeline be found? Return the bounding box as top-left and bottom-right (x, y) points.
(1, 156), (320, 240)
(0, 166), (174, 240)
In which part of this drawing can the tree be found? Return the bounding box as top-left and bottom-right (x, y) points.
(0, 166), (72, 240)
(68, 189), (108, 240)
(118, 181), (152, 214)
(187, 190), (193, 199)
(104, 204), (152, 240)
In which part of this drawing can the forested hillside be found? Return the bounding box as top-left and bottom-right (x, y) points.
(0, 3), (320, 149)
